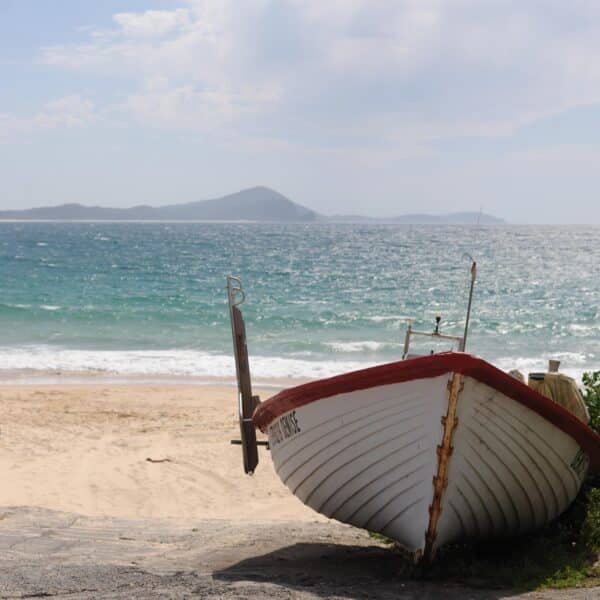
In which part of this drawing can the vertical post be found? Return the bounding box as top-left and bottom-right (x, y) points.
(227, 277), (259, 474)
(403, 320), (413, 359)
(461, 260), (477, 352)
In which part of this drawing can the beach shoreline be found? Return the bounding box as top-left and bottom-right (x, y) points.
(0, 370), (303, 388)
(0, 360), (594, 389)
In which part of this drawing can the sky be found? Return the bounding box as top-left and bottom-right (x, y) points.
(1, 1), (600, 223)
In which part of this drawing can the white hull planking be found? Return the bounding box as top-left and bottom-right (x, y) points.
(266, 373), (588, 558)
(434, 377), (587, 552)
(267, 375), (449, 554)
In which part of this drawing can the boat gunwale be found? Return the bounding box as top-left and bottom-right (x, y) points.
(253, 352), (600, 472)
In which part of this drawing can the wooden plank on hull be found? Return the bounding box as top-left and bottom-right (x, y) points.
(423, 372), (463, 562)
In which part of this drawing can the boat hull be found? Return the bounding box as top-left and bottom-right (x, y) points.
(434, 375), (586, 553)
(254, 353), (597, 560)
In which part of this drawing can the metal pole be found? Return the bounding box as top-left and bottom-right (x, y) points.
(403, 320), (413, 359)
(461, 260), (477, 351)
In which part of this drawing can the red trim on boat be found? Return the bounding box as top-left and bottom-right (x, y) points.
(253, 352), (600, 472)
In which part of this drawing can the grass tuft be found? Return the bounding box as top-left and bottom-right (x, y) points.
(368, 531), (395, 545)
(583, 371), (600, 434)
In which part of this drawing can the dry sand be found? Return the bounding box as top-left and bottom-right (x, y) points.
(1, 384), (597, 599)
(0, 384), (320, 522)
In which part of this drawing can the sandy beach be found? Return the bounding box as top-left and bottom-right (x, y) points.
(1, 383), (598, 599)
(0, 383), (321, 522)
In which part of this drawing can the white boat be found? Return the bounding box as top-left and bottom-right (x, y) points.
(226, 270), (600, 562)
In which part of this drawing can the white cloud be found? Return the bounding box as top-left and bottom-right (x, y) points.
(31, 1), (600, 149)
(124, 81), (280, 129)
(113, 9), (191, 38)
(0, 95), (95, 140)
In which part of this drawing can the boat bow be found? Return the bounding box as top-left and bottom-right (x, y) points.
(254, 352), (600, 560)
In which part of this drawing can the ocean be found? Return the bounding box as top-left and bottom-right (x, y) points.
(0, 222), (598, 383)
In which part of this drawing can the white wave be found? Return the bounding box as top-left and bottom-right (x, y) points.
(494, 354), (596, 383)
(0, 345), (595, 385)
(324, 341), (400, 353)
(367, 315), (408, 323)
(39, 305), (61, 311)
(1, 303), (31, 310)
(569, 324), (598, 335)
(36, 242), (48, 246)
(544, 351), (588, 364)
(0, 346), (375, 382)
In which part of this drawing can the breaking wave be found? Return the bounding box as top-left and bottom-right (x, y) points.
(0, 346), (376, 383)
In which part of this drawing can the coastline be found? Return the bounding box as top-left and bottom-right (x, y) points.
(0, 353), (594, 388)
(0, 369), (302, 388)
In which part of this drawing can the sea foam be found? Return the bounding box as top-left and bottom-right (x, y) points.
(0, 346), (374, 382)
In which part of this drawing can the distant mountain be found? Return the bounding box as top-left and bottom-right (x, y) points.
(0, 187), (504, 224)
(154, 187), (318, 222)
(0, 187), (318, 222)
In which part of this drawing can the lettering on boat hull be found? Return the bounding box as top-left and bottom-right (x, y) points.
(268, 410), (301, 448)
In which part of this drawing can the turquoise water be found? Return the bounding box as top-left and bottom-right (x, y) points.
(0, 222), (598, 381)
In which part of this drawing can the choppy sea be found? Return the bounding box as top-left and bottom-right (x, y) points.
(0, 222), (598, 383)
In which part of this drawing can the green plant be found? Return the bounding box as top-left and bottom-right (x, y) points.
(582, 488), (600, 552)
(368, 531), (395, 545)
(582, 371), (600, 435)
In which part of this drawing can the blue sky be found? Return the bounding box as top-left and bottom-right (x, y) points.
(1, 0), (600, 223)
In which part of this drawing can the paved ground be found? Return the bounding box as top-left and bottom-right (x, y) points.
(0, 507), (598, 599)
